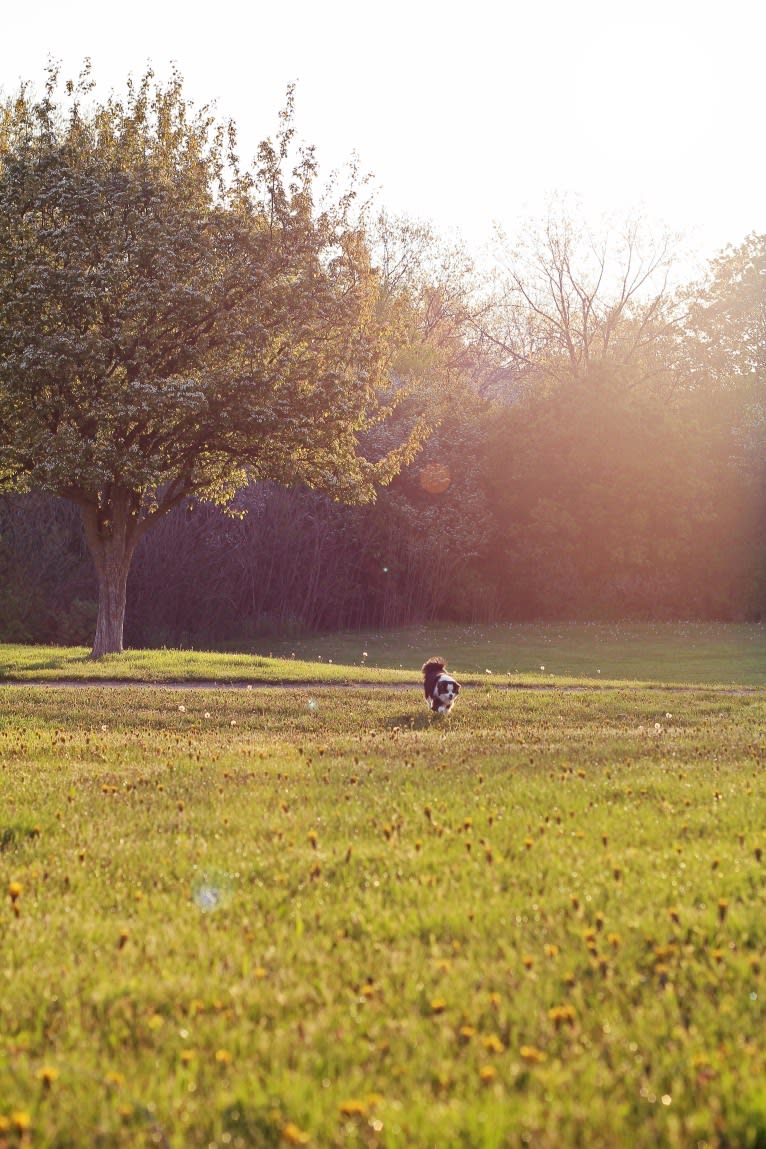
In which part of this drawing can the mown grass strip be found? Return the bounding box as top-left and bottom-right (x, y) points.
(2, 621), (764, 686)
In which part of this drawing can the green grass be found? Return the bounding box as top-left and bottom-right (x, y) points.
(1, 677), (765, 1148)
(0, 645), (412, 685)
(2, 621), (765, 686)
(256, 621), (766, 686)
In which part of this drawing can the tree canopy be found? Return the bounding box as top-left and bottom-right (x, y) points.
(0, 66), (424, 654)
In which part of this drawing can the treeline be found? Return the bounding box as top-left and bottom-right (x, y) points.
(2, 339), (763, 645)
(1, 169), (764, 643)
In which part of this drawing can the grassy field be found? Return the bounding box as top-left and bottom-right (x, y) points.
(1, 641), (765, 1148)
(2, 621), (765, 686)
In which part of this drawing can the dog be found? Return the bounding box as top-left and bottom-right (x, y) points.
(422, 656), (461, 714)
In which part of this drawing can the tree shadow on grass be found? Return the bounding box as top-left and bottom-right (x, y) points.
(0, 649), (92, 679)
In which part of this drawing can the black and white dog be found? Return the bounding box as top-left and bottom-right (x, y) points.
(422, 656), (461, 714)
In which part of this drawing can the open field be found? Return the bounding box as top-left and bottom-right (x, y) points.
(1, 666), (765, 1147)
(2, 621), (765, 686)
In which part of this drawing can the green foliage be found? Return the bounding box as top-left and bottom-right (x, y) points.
(0, 66), (416, 506)
(0, 679), (764, 1147)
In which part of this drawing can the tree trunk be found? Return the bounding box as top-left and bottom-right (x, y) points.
(79, 489), (143, 658)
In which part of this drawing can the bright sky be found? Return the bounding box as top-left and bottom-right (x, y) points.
(3, 0), (764, 276)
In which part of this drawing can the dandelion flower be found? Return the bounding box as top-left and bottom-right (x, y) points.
(520, 1045), (547, 1064)
(548, 1004), (577, 1030)
(339, 1099), (367, 1117)
(281, 1121), (311, 1144)
(430, 998), (447, 1014)
(37, 1066), (60, 1087)
(7, 881), (22, 901)
(479, 1065), (497, 1083)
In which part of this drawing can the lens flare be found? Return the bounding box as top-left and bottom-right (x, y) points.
(419, 462), (451, 495)
(192, 871), (232, 913)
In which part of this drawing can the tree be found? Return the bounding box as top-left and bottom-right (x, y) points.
(487, 205), (683, 394)
(0, 66), (423, 656)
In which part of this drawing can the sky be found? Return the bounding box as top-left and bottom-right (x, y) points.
(2, 0), (764, 277)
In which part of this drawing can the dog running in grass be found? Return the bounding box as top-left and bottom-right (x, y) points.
(422, 656), (461, 714)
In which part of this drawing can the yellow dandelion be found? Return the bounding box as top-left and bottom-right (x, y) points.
(430, 998), (447, 1014)
(548, 1004), (577, 1030)
(483, 1034), (505, 1053)
(339, 1099), (368, 1117)
(180, 1050), (196, 1065)
(544, 943), (560, 958)
(479, 1065), (497, 1083)
(37, 1065), (60, 1087)
(11, 1111), (32, 1132)
(215, 1048), (233, 1064)
(307, 829), (318, 848)
(7, 881), (22, 901)
(281, 1121), (311, 1145)
(520, 1045), (547, 1064)
(104, 1071), (125, 1088)
(459, 1025), (476, 1041)
(522, 955), (534, 969)
(717, 899), (729, 922)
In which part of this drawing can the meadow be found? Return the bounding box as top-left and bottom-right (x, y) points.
(0, 629), (765, 1147)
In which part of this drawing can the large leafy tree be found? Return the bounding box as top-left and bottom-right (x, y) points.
(0, 66), (422, 655)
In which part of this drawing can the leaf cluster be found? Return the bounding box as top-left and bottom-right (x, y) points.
(0, 65), (422, 526)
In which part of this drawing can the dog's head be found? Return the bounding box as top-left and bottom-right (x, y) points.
(422, 656), (461, 714)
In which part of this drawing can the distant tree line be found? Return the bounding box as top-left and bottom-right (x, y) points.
(0, 68), (763, 647)
(2, 227), (763, 644)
